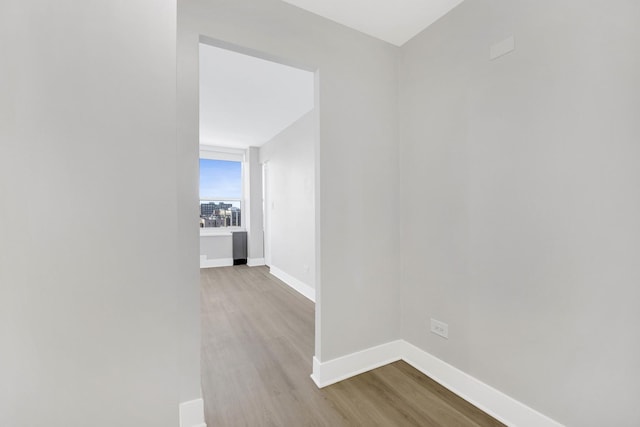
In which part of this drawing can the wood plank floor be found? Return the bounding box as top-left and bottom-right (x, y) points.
(201, 265), (504, 427)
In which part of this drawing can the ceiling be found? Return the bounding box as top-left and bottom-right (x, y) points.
(199, 43), (314, 149)
(199, 1), (463, 148)
(280, 0), (465, 46)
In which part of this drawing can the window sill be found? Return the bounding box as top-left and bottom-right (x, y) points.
(200, 228), (245, 237)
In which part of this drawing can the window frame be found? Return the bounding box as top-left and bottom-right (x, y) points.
(199, 146), (245, 235)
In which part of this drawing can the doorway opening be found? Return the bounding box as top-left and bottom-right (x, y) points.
(198, 40), (317, 292)
(197, 37), (321, 424)
(197, 34), (320, 357)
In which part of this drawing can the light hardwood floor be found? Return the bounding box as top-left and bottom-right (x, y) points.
(201, 265), (505, 426)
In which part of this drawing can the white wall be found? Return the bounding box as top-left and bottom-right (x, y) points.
(0, 1), (199, 426)
(399, 1), (640, 426)
(246, 147), (265, 263)
(200, 235), (233, 262)
(260, 111), (315, 289)
(179, 0), (400, 361)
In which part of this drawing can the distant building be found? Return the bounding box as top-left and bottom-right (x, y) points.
(200, 202), (240, 228)
(228, 207), (241, 227)
(200, 201), (232, 217)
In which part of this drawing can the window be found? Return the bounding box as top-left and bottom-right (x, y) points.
(199, 155), (243, 229)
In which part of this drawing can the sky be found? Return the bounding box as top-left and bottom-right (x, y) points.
(199, 159), (242, 199)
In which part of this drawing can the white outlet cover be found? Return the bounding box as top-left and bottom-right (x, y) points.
(430, 318), (449, 339)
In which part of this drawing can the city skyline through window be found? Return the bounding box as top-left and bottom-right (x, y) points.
(200, 158), (242, 228)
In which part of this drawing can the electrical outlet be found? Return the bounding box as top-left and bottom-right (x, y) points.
(430, 318), (448, 339)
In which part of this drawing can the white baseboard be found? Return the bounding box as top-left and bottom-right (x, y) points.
(269, 265), (315, 302)
(401, 341), (564, 427)
(310, 340), (564, 427)
(200, 255), (233, 269)
(247, 257), (265, 267)
(311, 340), (403, 388)
(179, 398), (206, 427)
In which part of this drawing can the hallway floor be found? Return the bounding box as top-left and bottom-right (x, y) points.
(201, 265), (504, 426)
